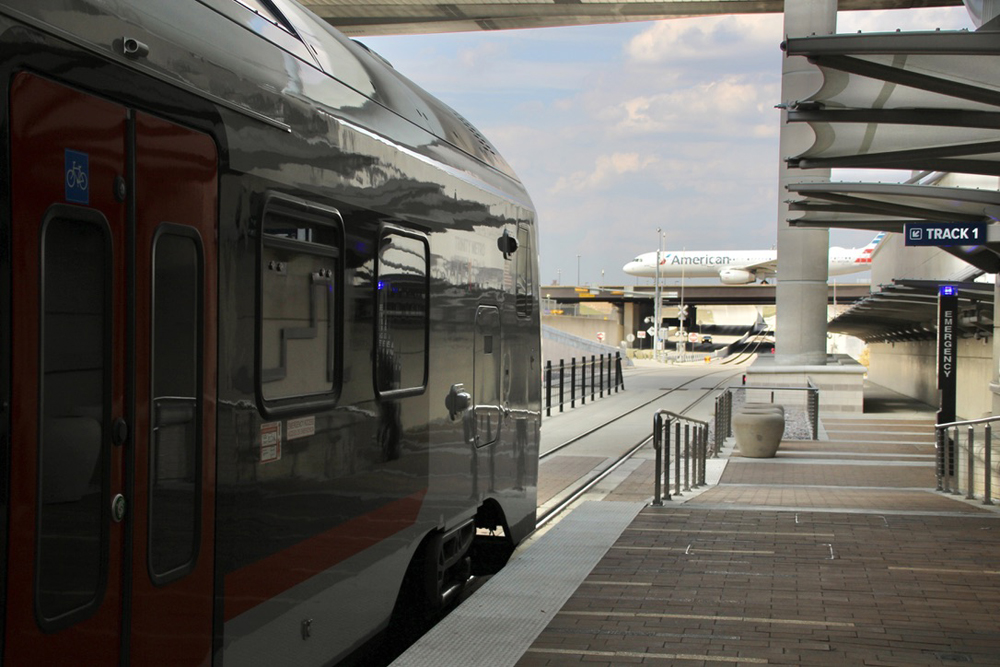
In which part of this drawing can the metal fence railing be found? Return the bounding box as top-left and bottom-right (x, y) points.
(936, 415), (998, 505)
(544, 352), (624, 417)
(651, 411), (709, 504)
(713, 390), (733, 457)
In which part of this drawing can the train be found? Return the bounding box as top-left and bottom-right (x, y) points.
(0, 0), (541, 664)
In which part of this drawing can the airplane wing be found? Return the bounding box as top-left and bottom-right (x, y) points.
(734, 258), (777, 274)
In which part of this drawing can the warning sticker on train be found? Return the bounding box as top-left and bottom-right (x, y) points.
(260, 422), (282, 463)
(287, 416), (316, 440)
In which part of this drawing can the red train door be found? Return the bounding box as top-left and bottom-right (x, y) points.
(5, 73), (218, 665)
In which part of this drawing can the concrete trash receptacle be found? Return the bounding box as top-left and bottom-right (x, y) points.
(733, 407), (784, 458)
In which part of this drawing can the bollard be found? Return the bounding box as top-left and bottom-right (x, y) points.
(729, 391), (734, 436)
(951, 426), (960, 494)
(701, 426), (708, 486)
(935, 427), (944, 491)
(570, 357), (576, 409)
(558, 359), (564, 413)
(690, 425), (699, 489)
(693, 426), (705, 489)
(545, 360), (552, 417)
(599, 355), (604, 398)
(615, 352), (625, 393)
(939, 427), (950, 493)
(607, 353), (613, 393)
(653, 413), (664, 506)
(683, 423), (691, 492)
(590, 355), (597, 401)
(967, 425), (975, 501)
(985, 424), (993, 505)
(664, 418), (672, 501)
(581, 356), (587, 406)
(713, 398), (720, 456)
(674, 421), (682, 497)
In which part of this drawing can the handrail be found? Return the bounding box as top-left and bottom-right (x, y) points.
(652, 410), (709, 505)
(937, 414), (1000, 429)
(934, 415), (997, 504)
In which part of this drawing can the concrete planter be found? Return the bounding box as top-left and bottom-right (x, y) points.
(733, 409), (784, 458)
(740, 403), (784, 416)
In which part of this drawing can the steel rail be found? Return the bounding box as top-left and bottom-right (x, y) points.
(539, 368), (741, 460)
(534, 370), (739, 529)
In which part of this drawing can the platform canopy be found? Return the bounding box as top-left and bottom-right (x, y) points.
(303, 0), (961, 36)
(787, 180), (1000, 271)
(783, 28), (1000, 271)
(784, 30), (1000, 177)
(828, 279), (994, 342)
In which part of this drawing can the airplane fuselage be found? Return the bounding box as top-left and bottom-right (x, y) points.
(624, 241), (876, 284)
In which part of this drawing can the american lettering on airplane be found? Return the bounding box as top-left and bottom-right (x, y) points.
(622, 233), (885, 285)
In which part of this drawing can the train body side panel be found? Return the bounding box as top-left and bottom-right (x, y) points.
(0, 2), (540, 664)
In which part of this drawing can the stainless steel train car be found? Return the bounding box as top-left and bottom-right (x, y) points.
(0, 1), (541, 664)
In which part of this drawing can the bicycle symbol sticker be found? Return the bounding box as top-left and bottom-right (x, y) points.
(64, 148), (90, 205)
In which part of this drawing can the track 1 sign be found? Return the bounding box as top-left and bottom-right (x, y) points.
(905, 222), (986, 247)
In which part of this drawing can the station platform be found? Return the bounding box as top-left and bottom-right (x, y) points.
(392, 378), (1000, 666)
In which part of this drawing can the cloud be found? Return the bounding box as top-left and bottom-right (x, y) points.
(626, 15), (783, 64)
(606, 76), (778, 135)
(551, 152), (659, 192)
(837, 7), (973, 33)
(364, 7), (975, 285)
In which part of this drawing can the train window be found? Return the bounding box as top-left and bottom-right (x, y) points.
(375, 229), (429, 398)
(37, 215), (111, 626)
(516, 222), (533, 318)
(232, 0), (294, 33)
(150, 228), (203, 583)
(257, 196), (343, 416)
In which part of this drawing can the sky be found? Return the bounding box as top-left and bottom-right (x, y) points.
(362, 6), (975, 287)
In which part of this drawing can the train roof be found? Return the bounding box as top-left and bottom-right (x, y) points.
(0, 0), (526, 196)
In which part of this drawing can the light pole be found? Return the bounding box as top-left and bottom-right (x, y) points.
(577, 254), (581, 285)
(654, 228), (661, 361)
(679, 247), (686, 361)
(557, 269), (561, 285)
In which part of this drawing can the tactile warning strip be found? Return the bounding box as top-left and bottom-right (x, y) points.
(390, 501), (645, 667)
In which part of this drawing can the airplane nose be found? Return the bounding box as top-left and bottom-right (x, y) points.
(623, 261), (636, 274)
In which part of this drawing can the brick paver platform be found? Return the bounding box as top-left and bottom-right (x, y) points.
(538, 456), (605, 505)
(517, 416), (1000, 666)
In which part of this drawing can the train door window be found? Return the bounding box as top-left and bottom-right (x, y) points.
(474, 306), (502, 447)
(375, 229), (429, 398)
(516, 222), (533, 318)
(150, 227), (203, 582)
(257, 196), (343, 416)
(37, 214), (112, 624)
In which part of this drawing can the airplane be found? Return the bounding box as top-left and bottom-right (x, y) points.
(622, 233), (885, 285)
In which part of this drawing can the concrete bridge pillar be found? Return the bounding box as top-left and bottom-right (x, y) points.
(775, 0), (836, 366)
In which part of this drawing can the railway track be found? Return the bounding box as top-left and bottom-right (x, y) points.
(534, 366), (744, 529)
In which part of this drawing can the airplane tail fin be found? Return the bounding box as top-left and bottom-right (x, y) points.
(862, 232), (886, 253)
(852, 232), (886, 267)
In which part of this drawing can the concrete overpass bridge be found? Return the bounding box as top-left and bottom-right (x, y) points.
(543, 283), (871, 307)
(541, 283), (870, 354)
